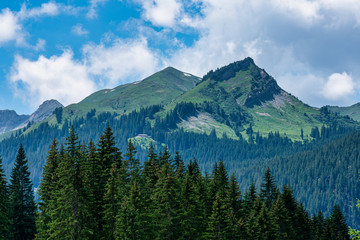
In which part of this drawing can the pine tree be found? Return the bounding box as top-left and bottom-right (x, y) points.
(103, 162), (121, 240)
(211, 160), (229, 199)
(260, 168), (278, 208)
(294, 202), (311, 240)
(91, 125), (122, 239)
(9, 144), (37, 240)
(174, 151), (186, 180)
(226, 174), (242, 219)
(125, 139), (140, 186)
(36, 139), (59, 240)
(116, 181), (146, 240)
(205, 193), (233, 240)
(0, 155), (9, 239)
(180, 162), (207, 239)
(270, 195), (295, 239)
(247, 198), (278, 240)
(311, 210), (324, 240)
(328, 205), (350, 240)
(243, 182), (257, 218)
(151, 149), (182, 239)
(48, 126), (89, 239)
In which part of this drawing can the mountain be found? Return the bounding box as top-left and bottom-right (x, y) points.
(0, 100), (63, 135)
(328, 103), (360, 122)
(167, 57), (356, 140)
(29, 100), (63, 123)
(0, 110), (29, 134)
(0, 58), (360, 227)
(58, 67), (201, 121)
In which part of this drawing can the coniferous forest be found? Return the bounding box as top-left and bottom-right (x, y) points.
(0, 125), (352, 239)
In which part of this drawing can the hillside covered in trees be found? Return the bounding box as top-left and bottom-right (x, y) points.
(0, 126), (351, 239)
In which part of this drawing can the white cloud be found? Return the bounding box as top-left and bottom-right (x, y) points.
(83, 38), (159, 87)
(87, 0), (109, 19)
(322, 72), (355, 100)
(10, 51), (96, 108)
(0, 8), (24, 45)
(163, 0), (360, 107)
(9, 37), (160, 108)
(72, 24), (89, 36)
(271, 0), (321, 26)
(141, 0), (181, 27)
(19, 2), (59, 19)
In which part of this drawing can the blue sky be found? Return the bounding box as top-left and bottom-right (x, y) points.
(1, 0), (360, 114)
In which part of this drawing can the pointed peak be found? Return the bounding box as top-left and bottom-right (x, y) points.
(202, 57), (257, 82)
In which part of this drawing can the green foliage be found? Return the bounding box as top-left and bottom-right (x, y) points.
(2, 126), (355, 239)
(9, 144), (36, 240)
(0, 156), (9, 239)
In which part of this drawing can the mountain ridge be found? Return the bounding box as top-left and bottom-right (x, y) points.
(0, 99), (63, 135)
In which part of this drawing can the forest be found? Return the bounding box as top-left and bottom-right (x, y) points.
(0, 125), (353, 239)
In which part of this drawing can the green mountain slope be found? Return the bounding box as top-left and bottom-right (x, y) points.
(60, 67), (201, 120)
(328, 103), (360, 122)
(168, 58), (357, 140)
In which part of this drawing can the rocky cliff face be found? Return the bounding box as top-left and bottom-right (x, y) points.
(0, 99), (63, 134)
(29, 100), (63, 123)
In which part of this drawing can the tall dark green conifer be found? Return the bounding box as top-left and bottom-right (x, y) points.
(0, 156), (9, 239)
(152, 149), (182, 239)
(9, 144), (36, 240)
(103, 162), (121, 240)
(125, 139), (140, 186)
(328, 205), (350, 240)
(91, 125), (122, 239)
(49, 126), (89, 239)
(36, 139), (59, 240)
(260, 168), (278, 208)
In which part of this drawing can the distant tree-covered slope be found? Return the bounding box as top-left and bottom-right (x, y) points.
(1, 57), (360, 229)
(328, 103), (360, 122)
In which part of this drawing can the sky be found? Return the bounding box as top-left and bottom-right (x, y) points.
(1, 0), (360, 114)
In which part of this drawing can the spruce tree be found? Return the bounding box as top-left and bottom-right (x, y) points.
(329, 205), (350, 240)
(152, 149), (182, 239)
(92, 125), (122, 239)
(247, 198), (278, 240)
(125, 139), (140, 186)
(270, 195), (295, 239)
(243, 182), (257, 218)
(0, 156), (9, 239)
(103, 162), (121, 240)
(116, 181), (146, 240)
(36, 139), (59, 240)
(205, 193), (233, 240)
(180, 162), (206, 239)
(48, 126), (89, 239)
(9, 144), (36, 240)
(311, 210), (324, 240)
(260, 168), (278, 208)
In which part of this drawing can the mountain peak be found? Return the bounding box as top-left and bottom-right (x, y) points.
(201, 57), (281, 108)
(29, 99), (63, 123)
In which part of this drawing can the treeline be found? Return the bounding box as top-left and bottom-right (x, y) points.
(0, 126), (351, 239)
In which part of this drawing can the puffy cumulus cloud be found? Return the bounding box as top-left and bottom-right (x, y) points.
(163, 0), (360, 106)
(0, 8), (24, 45)
(141, 0), (181, 27)
(18, 2), (59, 19)
(9, 37), (160, 109)
(322, 72), (355, 100)
(83, 38), (159, 87)
(72, 24), (89, 36)
(10, 51), (96, 108)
